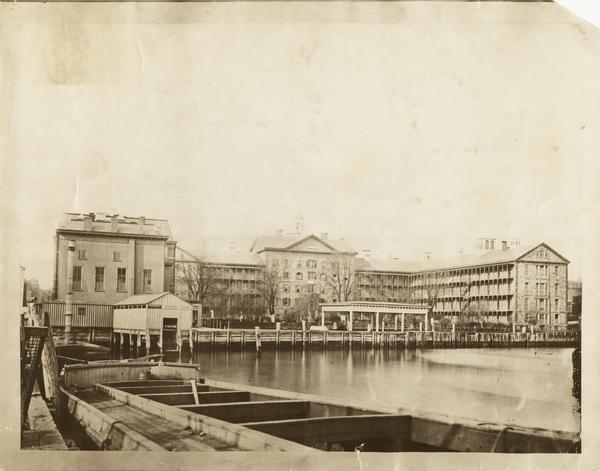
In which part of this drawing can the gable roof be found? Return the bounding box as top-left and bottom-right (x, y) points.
(251, 233), (356, 254)
(358, 243), (569, 274)
(177, 246), (264, 267)
(115, 292), (169, 306)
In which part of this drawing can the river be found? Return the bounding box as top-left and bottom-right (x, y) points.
(162, 347), (579, 432)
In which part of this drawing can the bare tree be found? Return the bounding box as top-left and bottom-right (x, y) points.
(256, 267), (282, 316)
(325, 256), (357, 302)
(175, 260), (220, 304)
(421, 271), (449, 321)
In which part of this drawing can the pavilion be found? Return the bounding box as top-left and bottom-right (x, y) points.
(319, 301), (430, 332)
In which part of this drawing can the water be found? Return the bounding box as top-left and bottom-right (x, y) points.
(164, 347), (579, 432)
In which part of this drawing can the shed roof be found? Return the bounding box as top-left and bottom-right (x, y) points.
(115, 292), (191, 306)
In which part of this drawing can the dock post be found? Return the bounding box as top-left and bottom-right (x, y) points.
(291, 330), (295, 348)
(226, 330), (231, 348)
(276, 330), (280, 349)
(361, 331), (365, 347)
(241, 331), (246, 348)
(323, 330), (327, 348)
(255, 326), (262, 354)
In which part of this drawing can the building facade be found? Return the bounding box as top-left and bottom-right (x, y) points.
(53, 212), (177, 305)
(175, 230), (570, 330)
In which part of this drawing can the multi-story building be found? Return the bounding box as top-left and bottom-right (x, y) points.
(176, 229), (570, 330)
(54, 212), (177, 304)
(46, 212), (177, 342)
(359, 242), (569, 329)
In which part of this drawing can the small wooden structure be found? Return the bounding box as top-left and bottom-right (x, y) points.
(113, 292), (194, 355)
(320, 301), (430, 332)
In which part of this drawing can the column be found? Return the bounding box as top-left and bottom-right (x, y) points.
(394, 314), (398, 331)
(401, 313), (405, 332)
(348, 310), (353, 332)
(424, 311), (429, 332)
(321, 310), (325, 327)
(375, 312), (380, 332)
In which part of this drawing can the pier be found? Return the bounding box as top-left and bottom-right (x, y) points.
(187, 328), (579, 351)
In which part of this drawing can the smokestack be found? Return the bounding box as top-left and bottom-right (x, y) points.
(424, 251), (432, 261)
(110, 216), (119, 232)
(139, 216), (146, 234)
(65, 240), (75, 344)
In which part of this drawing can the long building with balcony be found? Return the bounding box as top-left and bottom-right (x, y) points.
(175, 230), (570, 330)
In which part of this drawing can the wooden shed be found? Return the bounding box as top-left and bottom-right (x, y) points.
(113, 292), (194, 352)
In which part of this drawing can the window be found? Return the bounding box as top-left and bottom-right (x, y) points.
(283, 272), (289, 279)
(113, 251), (122, 262)
(295, 285), (302, 294)
(307, 260), (317, 269)
(332, 262), (339, 270)
(117, 268), (127, 292)
(525, 282), (529, 294)
(271, 259), (279, 268)
(72, 266), (82, 290)
(78, 249), (87, 260)
(284, 259), (290, 268)
(77, 306), (86, 316)
(308, 272), (316, 280)
(525, 264), (529, 277)
(554, 265), (559, 276)
(320, 273), (327, 281)
(95, 267), (105, 291)
(322, 261), (328, 269)
(555, 298), (559, 310)
(296, 272), (303, 281)
(538, 299), (545, 311)
(555, 283), (559, 294)
(307, 284), (314, 293)
(143, 269), (152, 292)
(282, 284), (290, 293)
(296, 261), (302, 269)
(283, 298), (290, 306)
(524, 297), (529, 310)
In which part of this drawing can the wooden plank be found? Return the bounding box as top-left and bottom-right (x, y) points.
(410, 417), (579, 453)
(103, 380), (186, 387)
(141, 391), (250, 406)
(94, 383), (314, 452)
(242, 414), (411, 449)
(180, 400), (310, 423)
(72, 389), (223, 451)
(117, 384), (208, 394)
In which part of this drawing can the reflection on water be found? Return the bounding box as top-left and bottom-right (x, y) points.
(160, 347), (579, 432)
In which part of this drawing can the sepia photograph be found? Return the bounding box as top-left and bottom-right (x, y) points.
(2, 0), (600, 469)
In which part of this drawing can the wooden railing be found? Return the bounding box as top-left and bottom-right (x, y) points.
(188, 328), (579, 350)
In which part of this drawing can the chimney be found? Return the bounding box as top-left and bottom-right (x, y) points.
(83, 214), (92, 231)
(501, 240), (508, 251)
(139, 216), (146, 233)
(320, 232), (328, 240)
(229, 242), (237, 252)
(424, 251), (432, 261)
(276, 229), (283, 237)
(110, 216), (119, 232)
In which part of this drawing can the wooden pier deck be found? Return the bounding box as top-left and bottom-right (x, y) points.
(188, 328), (579, 351)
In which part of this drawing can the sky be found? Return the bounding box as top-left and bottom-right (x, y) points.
(7, 1), (598, 288)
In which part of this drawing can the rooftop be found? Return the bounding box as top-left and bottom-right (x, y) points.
(57, 212), (174, 240)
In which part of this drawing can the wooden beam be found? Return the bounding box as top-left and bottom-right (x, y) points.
(142, 391), (250, 406)
(118, 384), (209, 394)
(103, 380), (186, 387)
(180, 400), (309, 424)
(410, 417), (580, 453)
(242, 415), (411, 450)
